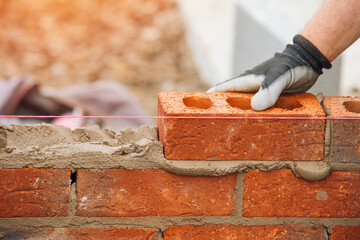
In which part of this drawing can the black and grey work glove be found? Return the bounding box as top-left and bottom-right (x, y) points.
(207, 34), (332, 110)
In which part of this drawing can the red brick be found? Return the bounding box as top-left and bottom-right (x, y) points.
(243, 169), (360, 217)
(323, 96), (360, 163)
(76, 169), (236, 217)
(164, 225), (322, 240)
(158, 92), (325, 160)
(330, 226), (360, 240)
(2, 227), (157, 240)
(0, 168), (70, 217)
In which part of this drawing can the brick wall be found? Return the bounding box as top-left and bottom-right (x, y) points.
(0, 93), (359, 239)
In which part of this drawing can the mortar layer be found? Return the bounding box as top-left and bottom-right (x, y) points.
(0, 124), (358, 181)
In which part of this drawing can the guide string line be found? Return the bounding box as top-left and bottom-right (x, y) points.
(0, 115), (359, 120)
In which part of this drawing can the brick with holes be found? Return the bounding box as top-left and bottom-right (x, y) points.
(323, 96), (360, 163)
(158, 92), (325, 160)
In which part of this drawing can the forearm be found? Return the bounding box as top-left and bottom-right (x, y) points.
(301, 0), (360, 62)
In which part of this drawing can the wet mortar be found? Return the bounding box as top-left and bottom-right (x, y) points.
(0, 123), (358, 181)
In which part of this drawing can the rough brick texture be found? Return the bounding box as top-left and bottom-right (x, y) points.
(76, 169), (237, 217)
(1, 227), (157, 240)
(0, 168), (70, 217)
(323, 96), (360, 163)
(243, 169), (360, 217)
(158, 92), (325, 160)
(164, 225), (322, 240)
(330, 226), (360, 240)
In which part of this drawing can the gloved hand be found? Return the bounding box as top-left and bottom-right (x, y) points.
(207, 34), (332, 111)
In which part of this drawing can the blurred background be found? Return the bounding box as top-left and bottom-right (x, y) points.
(0, 0), (208, 117)
(177, 0), (360, 97)
(0, 0), (359, 118)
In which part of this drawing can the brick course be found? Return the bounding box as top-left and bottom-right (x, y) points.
(0, 93), (359, 238)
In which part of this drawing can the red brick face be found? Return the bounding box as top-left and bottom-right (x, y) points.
(243, 169), (360, 217)
(330, 226), (360, 240)
(0, 169), (71, 217)
(76, 169), (237, 217)
(164, 225), (322, 240)
(3, 227), (157, 240)
(158, 92), (325, 160)
(323, 96), (360, 163)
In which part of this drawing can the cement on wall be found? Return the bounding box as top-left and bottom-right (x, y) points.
(1, 124), (359, 182)
(0, 123), (359, 238)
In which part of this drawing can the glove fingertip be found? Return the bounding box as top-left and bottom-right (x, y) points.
(207, 85), (228, 93)
(251, 90), (276, 111)
(206, 87), (217, 93)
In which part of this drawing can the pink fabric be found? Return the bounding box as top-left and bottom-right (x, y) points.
(0, 75), (37, 115)
(0, 76), (153, 130)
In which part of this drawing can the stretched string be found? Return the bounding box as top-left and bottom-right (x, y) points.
(0, 115), (359, 120)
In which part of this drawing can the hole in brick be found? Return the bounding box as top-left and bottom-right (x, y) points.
(70, 170), (77, 185)
(226, 97), (252, 110)
(226, 95), (302, 110)
(343, 101), (360, 114)
(273, 96), (302, 110)
(183, 96), (213, 109)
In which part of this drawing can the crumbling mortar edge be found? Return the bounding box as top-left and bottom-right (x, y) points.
(0, 117), (359, 182)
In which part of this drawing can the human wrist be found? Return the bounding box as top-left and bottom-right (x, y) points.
(293, 34), (332, 70)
